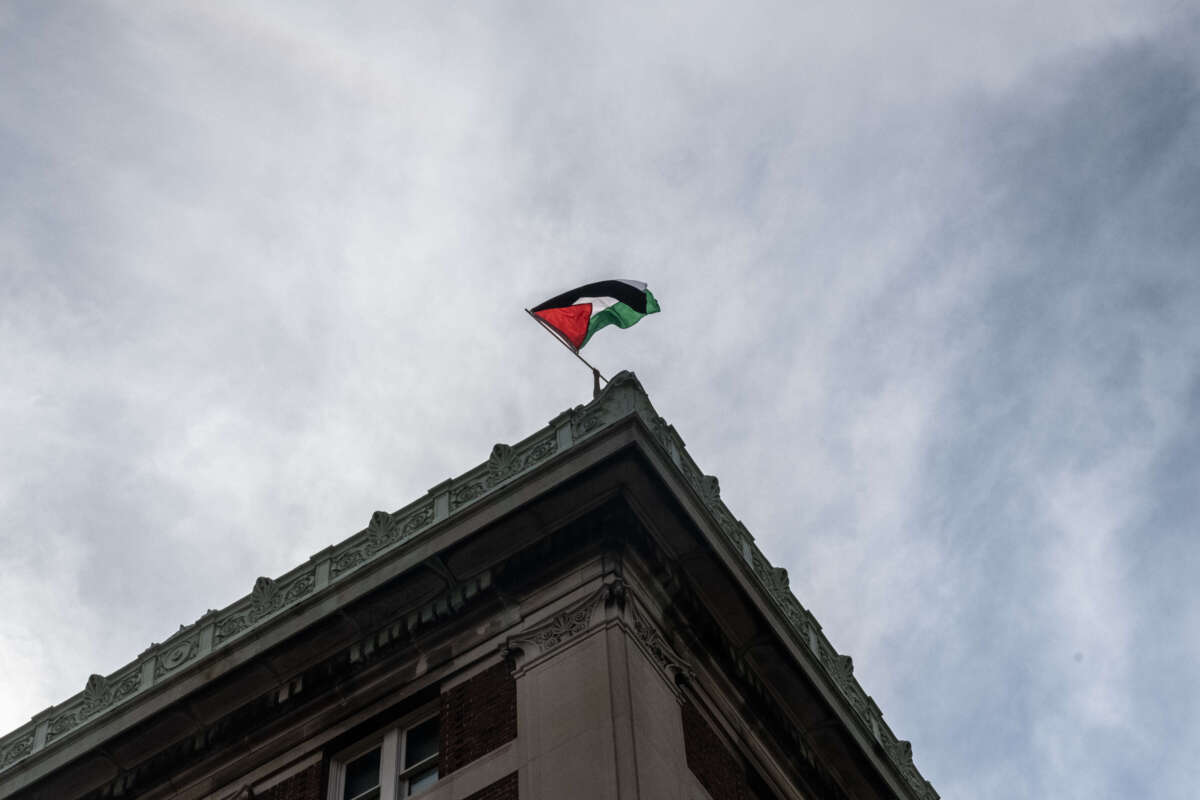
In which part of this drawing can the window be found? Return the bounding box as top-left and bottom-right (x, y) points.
(332, 714), (441, 800)
(343, 748), (382, 800)
(400, 716), (439, 795)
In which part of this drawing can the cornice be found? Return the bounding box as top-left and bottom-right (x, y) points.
(0, 372), (937, 800)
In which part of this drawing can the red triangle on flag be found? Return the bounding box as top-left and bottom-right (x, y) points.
(533, 304), (592, 349)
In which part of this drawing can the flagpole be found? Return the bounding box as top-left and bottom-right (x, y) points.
(525, 309), (610, 387)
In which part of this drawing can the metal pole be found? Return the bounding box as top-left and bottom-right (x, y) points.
(525, 309), (610, 386)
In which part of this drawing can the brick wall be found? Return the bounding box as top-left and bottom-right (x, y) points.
(257, 761), (324, 800)
(682, 701), (749, 800)
(439, 662), (518, 775)
(462, 772), (518, 800)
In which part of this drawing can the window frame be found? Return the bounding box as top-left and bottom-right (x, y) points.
(328, 705), (441, 800)
(397, 711), (440, 797)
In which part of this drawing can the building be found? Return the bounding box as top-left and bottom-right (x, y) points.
(0, 373), (938, 800)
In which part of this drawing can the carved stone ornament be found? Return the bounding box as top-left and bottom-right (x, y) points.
(0, 732), (34, 768)
(649, 415), (674, 454)
(283, 573), (316, 602)
(81, 675), (113, 716)
(449, 480), (486, 510)
(453, 437), (557, 511)
(365, 510), (397, 552)
(330, 504), (434, 578)
(522, 436), (557, 468)
(330, 547), (366, 578)
(570, 405), (606, 438)
(154, 635), (201, 679)
(486, 443), (520, 486)
(45, 712), (78, 741)
(628, 598), (695, 690)
(213, 613), (249, 645)
(250, 576), (280, 620)
(505, 582), (613, 666)
(79, 671), (141, 719)
(400, 503), (435, 535)
(248, 572), (316, 622)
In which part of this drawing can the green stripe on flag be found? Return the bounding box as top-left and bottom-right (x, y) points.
(580, 290), (660, 347)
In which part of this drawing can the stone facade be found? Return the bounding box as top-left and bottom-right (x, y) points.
(461, 774), (517, 800)
(0, 373), (937, 800)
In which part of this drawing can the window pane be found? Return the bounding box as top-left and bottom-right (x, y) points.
(404, 717), (439, 767)
(344, 747), (381, 800)
(406, 764), (439, 796)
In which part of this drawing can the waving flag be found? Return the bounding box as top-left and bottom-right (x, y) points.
(530, 280), (661, 350)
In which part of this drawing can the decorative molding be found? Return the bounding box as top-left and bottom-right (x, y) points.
(81, 672), (140, 720)
(154, 635), (201, 679)
(0, 733), (34, 768)
(487, 443), (521, 484)
(449, 436), (558, 514)
(505, 582), (617, 668)
(627, 595), (695, 692)
(213, 614), (250, 645)
(449, 480), (486, 511)
(38, 664), (146, 744)
(330, 503), (436, 579)
(648, 414), (675, 455)
(400, 503), (435, 535)
(522, 436), (558, 469)
(44, 712), (78, 743)
(213, 570), (319, 647)
(570, 405), (607, 438)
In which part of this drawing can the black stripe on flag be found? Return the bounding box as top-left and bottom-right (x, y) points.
(531, 280), (648, 314)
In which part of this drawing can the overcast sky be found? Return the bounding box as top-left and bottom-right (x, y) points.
(2, 2), (1198, 797)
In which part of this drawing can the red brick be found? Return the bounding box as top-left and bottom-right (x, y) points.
(439, 662), (517, 775)
(257, 762), (324, 800)
(682, 701), (749, 800)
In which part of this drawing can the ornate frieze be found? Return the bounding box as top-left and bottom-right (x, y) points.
(522, 436), (557, 468)
(0, 733), (34, 768)
(41, 669), (144, 744)
(628, 596), (695, 691)
(246, 572), (317, 621)
(213, 571), (319, 646)
(505, 581), (616, 666)
(213, 614), (249, 645)
(329, 548), (366, 578)
(80, 672), (140, 719)
(154, 635), (201, 679)
(449, 481), (486, 511)
(45, 712), (78, 742)
(330, 504), (435, 578)
(487, 443), (520, 484)
(400, 503), (435, 535)
(450, 436), (557, 513)
(570, 405), (607, 438)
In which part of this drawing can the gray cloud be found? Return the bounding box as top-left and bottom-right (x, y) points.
(1, 3), (1197, 798)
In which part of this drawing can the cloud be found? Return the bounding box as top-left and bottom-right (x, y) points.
(1, 3), (1197, 799)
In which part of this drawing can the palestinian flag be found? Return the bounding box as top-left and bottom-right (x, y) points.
(531, 280), (660, 350)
